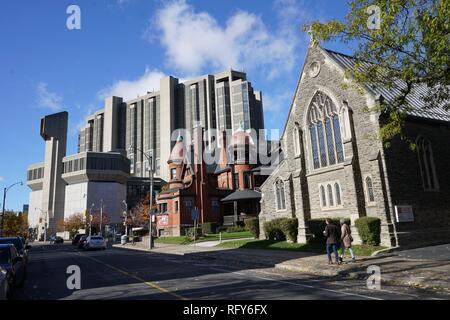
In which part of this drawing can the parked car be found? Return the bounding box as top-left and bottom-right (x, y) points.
(49, 236), (64, 244)
(77, 235), (88, 249)
(72, 233), (86, 246)
(0, 244), (26, 299)
(0, 267), (8, 300)
(84, 236), (106, 250)
(0, 237), (31, 265)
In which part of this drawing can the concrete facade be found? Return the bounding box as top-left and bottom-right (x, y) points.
(77, 70), (264, 181)
(259, 44), (450, 248)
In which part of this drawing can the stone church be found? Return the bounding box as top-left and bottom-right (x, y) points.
(259, 43), (450, 247)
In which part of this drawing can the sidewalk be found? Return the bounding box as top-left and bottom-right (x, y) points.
(113, 241), (450, 292)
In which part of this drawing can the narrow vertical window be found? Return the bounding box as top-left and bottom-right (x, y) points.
(317, 122), (327, 167)
(335, 183), (341, 205)
(320, 185), (327, 207)
(366, 176), (375, 202)
(327, 184), (334, 206)
(310, 125), (320, 169)
(333, 116), (344, 163)
(275, 179), (286, 210)
(417, 137), (438, 191)
(325, 118), (336, 164)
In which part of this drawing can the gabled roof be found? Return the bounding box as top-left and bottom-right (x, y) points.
(323, 48), (450, 122)
(220, 189), (262, 202)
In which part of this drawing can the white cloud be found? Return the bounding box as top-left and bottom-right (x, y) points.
(146, 0), (304, 79)
(36, 82), (63, 111)
(0, 176), (4, 182)
(97, 68), (166, 101)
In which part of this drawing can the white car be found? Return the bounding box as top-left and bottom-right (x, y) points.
(84, 236), (106, 250)
(0, 267), (8, 300)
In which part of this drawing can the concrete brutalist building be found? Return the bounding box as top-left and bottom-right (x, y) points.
(27, 70), (264, 240)
(259, 43), (450, 248)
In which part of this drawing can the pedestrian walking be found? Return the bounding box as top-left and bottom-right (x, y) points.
(339, 219), (356, 262)
(323, 218), (341, 265)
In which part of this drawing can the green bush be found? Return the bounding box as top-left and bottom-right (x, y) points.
(355, 217), (381, 245)
(201, 222), (218, 234)
(244, 217), (260, 238)
(185, 227), (203, 238)
(225, 225), (246, 233)
(306, 218), (350, 243)
(280, 218), (298, 242)
(216, 225), (228, 233)
(263, 218), (286, 241)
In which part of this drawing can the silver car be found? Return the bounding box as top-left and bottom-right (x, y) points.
(84, 236), (106, 250)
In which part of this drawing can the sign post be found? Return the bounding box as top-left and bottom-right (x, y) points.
(191, 208), (199, 247)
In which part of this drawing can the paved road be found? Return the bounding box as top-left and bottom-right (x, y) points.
(12, 243), (449, 300)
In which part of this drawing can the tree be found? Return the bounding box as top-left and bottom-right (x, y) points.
(129, 193), (157, 228)
(2, 211), (29, 237)
(305, 0), (449, 147)
(63, 213), (85, 238)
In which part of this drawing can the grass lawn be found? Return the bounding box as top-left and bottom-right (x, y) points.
(216, 239), (385, 256)
(154, 231), (253, 245)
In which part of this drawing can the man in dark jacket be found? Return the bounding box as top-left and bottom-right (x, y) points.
(323, 218), (341, 265)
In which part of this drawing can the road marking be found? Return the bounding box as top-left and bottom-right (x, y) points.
(73, 252), (188, 300)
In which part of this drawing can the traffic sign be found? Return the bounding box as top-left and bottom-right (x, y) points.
(191, 208), (199, 221)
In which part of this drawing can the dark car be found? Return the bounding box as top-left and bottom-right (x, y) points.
(0, 237), (31, 265)
(0, 244), (26, 299)
(72, 234), (86, 246)
(50, 236), (64, 244)
(77, 235), (88, 249)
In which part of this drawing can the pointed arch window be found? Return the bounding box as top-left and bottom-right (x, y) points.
(417, 137), (439, 191)
(320, 185), (327, 207)
(275, 179), (286, 210)
(335, 183), (342, 205)
(327, 184), (334, 206)
(365, 176), (375, 202)
(308, 91), (344, 169)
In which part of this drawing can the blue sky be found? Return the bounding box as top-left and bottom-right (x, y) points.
(0, 0), (351, 211)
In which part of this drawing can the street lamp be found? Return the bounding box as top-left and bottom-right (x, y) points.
(0, 181), (23, 237)
(128, 145), (155, 250)
(35, 207), (48, 242)
(88, 203), (95, 236)
(122, 200), (128, 236)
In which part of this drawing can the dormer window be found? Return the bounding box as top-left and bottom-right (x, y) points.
(171, 168), (177, 180)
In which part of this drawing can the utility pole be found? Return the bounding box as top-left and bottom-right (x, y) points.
(100, 199), (103, 237)
(128, 145), (155, 250)
(149, 152), (154, 250)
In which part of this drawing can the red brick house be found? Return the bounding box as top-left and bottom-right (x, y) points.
(155, 126), (269, 236)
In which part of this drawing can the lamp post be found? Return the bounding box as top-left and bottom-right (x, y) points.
(89, 203), (95, 236)
(0, 181), (23, 237)
(128, 145), (154, 250)
(35, 207), (48, 242)
(122, 200), (128, 236)
(99, 199), (103, 237)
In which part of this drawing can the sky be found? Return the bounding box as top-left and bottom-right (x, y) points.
(0, 0), (352, 211)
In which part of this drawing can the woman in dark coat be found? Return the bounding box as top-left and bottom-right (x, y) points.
(323, 218), (340, 265)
